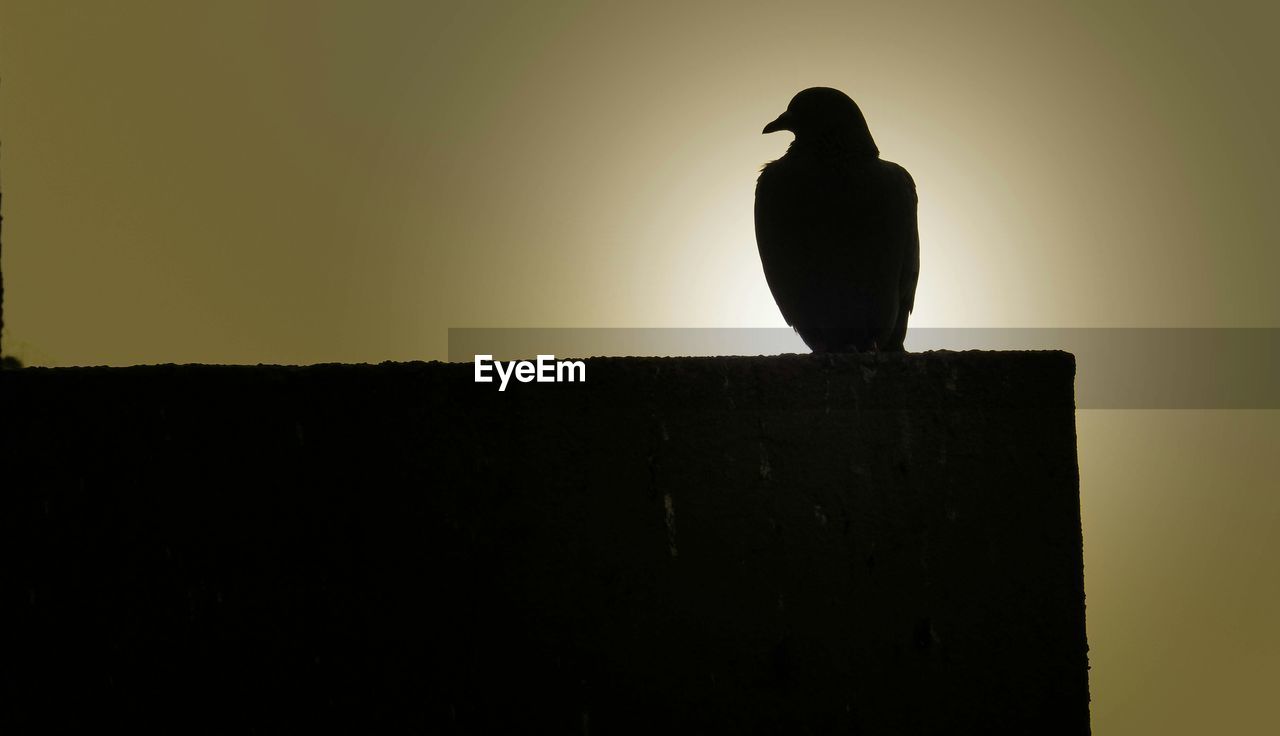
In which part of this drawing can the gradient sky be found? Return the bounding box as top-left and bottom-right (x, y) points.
(2, 1), (1278, 732)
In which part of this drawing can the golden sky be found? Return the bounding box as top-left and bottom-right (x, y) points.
(2, 1), (1278, 732)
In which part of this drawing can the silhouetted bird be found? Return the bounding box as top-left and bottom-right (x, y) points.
(755, 87), (919, 352)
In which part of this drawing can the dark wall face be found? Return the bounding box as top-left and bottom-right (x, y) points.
(2, 353), (1087, 733)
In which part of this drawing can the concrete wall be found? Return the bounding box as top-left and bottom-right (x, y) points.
(2, 352), (1088, 734)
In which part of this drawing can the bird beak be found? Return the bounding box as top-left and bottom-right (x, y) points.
(762, 111), (792, 135)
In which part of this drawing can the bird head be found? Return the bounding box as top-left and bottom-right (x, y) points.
(762, 87), (879, 157)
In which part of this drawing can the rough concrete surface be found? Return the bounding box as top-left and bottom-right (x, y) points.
(2, 351), (1088, 734)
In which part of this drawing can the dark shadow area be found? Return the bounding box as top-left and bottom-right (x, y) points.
(2, 353), (1088, 734)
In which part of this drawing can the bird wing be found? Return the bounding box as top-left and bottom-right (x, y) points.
(754, 158), (815, 330)
(755, 156), (920, 349)
(884, 161), (920, 349)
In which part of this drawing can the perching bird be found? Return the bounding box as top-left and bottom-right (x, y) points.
(755, 87), (919, 352)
